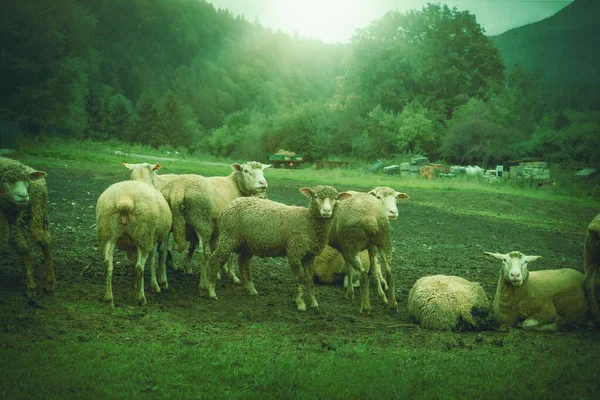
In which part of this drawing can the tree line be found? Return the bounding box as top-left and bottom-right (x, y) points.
(1, 0), (598, 167)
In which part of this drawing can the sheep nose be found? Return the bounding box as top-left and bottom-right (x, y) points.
(15, 193), (29, 203)
(511, 272), (521, 280)
(388, 210), (398, 219)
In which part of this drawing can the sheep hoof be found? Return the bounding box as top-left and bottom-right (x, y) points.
(184, 268), (194, 274)
(232, 276), (241, 284)
(26, 286), (38, 298)
(360, 307), (372, 316)
(309, 300), (319, 308)
(151, 285), (161, 294)
(103, 298), (115, 308)
(45, 282), (55, 292)
(138, 297), (147, 307)
(388, 302), (398, 313)
(159, 282), (169, 290)
(297, 303), (306, 311)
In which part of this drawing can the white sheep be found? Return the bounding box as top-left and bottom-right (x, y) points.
(485, 251), (589, 331)
(96, 163), (172, 306)
(584, 213), (600, 323)
(206, 186), (351, 311)
(156, 162), (270, 286)
(313, 246), (375, 287)
(408, 275), (496, 331)
(328, 187), (408, 315)
(0, 158), (54, 297)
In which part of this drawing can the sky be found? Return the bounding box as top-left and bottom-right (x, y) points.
(208, 0), (573, 43)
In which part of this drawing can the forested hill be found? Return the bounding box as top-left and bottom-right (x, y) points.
(491, 0), (600, 110)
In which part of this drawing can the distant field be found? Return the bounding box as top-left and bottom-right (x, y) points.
(1, 150), (599, 399)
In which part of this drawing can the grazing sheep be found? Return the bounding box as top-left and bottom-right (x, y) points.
(485, 251), (588, 331)
(156, 162), (270, 286)
(328, 188), (408, 315)
(584, 213), (600, 323)
(206, 186), (351, 311)
(96, 163), (172, 306)
(0, 158), (54, 297)
(408, 275), (497, 331)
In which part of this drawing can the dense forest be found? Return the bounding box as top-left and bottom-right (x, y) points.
(1, 0), (598, 166)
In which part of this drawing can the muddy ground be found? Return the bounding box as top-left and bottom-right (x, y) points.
(1, 157), (599, 397)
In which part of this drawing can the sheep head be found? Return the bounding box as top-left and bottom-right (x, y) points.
(484, 251), (541, 287)
(0, 163), (46, 206)
(233, 161), (271, 195)
(368, 187), (409, 221)
(300, 185), (351, 219)
(123, 162), (161, 187)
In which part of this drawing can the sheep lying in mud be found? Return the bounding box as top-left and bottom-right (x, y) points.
(485, 251), (589, 331)
(313, 246), (376, 287)
(206, 186), (351, 311)
(328, 187), (408, 315)
(0, 158), (54, 297)
(96, 163), (172, 306)
(408, 275), (497, 331)
(584, 213), (600, 323)
(156, 162), (270, 286)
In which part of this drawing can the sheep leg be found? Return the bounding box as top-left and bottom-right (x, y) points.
(584, 230), (600, 322)
(369, 248), (388, 305)
(149, 245), (161, 294)
(342, 252), (363, 300)
(303, 257), (318, 308)
(182, 236), (198, 274)
(205, 241), (231, 299)
(103, 242), (116, 307)
(238, 253), (257, 295)
(157, 241), (169, 290)
(522, 318), (557, 332)
(198, 232), (211, 288)
(359, 271), (371, 316)
(380, 250), (397, 311)
(223, 253), (241, 284)
(40, 241), (55, 292)
(11, 224), (36, 297)
(134, 250), (149, 306)
(290, 260), (306, 311)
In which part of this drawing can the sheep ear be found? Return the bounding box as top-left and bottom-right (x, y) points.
(232, 163), (242, 172)
(524, 255), (541, 263)
(299, 187), (314, 198)
(29, 171), (46, 181)
(262, 164), (272, 170)
(484, 252), (505, 260)
(368, 189), (376, 197)
(339, 192), (353, 200)
(122, 162), (133, 170)
(397, 192), (409, 200)
(152, 163), (162, 172)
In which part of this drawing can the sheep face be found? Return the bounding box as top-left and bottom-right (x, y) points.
(368, 187), (409, 221)
(485, 251), (541, 286)
(300, 186), (351, 219)
(1, 167), (46, 206)
(123, 163), (162, 186)
(233, 162), (271, 194)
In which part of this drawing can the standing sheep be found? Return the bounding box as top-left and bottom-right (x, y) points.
(156, 162), (270, 285)
(313, 246), (376, 287)
(485, 251), (588, 331)
(96, 163), (172, 306)
(206, 186), (351, 311)
(584, 213), (600, 323)
(328, 188), (408, 315)
(408, 275), (496, 331)
(0, 158), (54, 297)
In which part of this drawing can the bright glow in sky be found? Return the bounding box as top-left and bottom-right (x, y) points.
(209, 0), (573, 43)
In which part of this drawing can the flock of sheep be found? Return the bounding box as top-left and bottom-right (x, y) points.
(1, 156), (599, 332)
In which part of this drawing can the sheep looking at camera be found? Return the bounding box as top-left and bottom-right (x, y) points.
(0, 158), (54, 297)
(328, 188), (408, 315)
(584, 213), (600, 323)
(156, 162), (270, 285)
(206, 186), (351, 311)
(96, 163), (172, 306)
(408, 275), (496, 331)
(485, 251), (588, 331)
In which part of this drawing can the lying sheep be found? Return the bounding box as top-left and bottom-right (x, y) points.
(0, 158), (54, 297)
(584, 213), (600, 323)
(156, 162), (270, 286)
(485, 251), (588, 331)
(206, 186), (351, 311)
(408, 275), (497, 331)
(96, 163), (172, 306)
(328, 188), (408, 315)
(313, 246), (374, 287)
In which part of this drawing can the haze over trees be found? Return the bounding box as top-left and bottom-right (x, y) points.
(1, 0), (598, 166)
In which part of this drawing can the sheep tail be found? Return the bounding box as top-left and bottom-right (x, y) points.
(116, 198), (134, 226)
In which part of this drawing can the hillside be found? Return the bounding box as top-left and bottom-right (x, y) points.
(491, 0), (600, 110)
